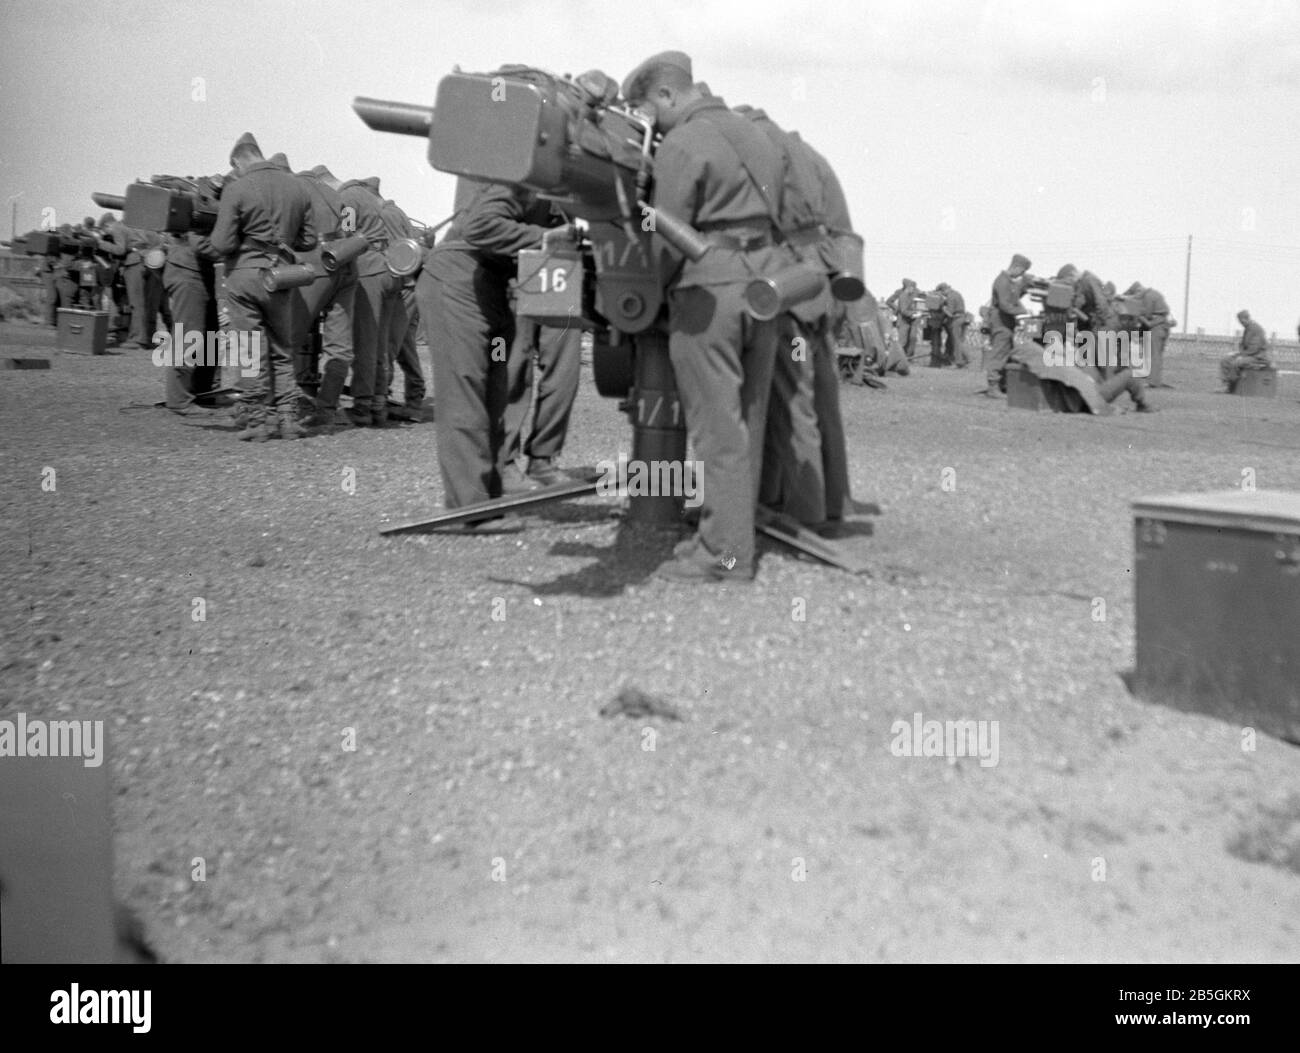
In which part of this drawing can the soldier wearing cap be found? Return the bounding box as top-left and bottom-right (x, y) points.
(937, 282), (968, 368)
(622, 51), (785, 582)
(416, 177), (575, 509)
(290, 165), (358, 432)
(209, 133), (317, 440)
(735, 104), (858, 532)
(985, 253), (1032, 396)
(153, 174), (223, 410)
(1220, 310), (1272, 391)
(1125, 281), (1173, 388)
(99, 211), (163, 350)
(314, 172), (397, 427)
(886, 278), (922, 361)
(376, 190), (428, 420)
(90, 213), (129, 338)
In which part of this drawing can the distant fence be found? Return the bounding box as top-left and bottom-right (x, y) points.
(1170, 333), (1300, 366)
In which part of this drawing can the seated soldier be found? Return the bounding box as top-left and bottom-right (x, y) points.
(1220, 310), (1272, 391)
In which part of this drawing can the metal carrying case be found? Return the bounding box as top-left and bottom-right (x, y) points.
(57, 308), (109, 355)
(1133, 489), (1300, 742)
(515, 246), (591, 326)
(1235, 368), (1277, 398)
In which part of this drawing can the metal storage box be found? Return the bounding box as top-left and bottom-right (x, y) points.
(1133, 490), (1300, 742)
(1235, 368), (1277, 398)
(56, 308), (109, 355)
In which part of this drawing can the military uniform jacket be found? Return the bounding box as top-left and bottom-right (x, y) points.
(210, 160), (316, 273)
(887, 285), (920, 319)
(432, 181), (558, 277)
(1240, 321), (1270, 363)
(165, 232), (221, 273)
(650, 95), (784, 289)
(943, 288), (966, 319)
(990, 272), (1025, 330)
(298, 176), (348, 240)
(1075, 271), (1119, 331)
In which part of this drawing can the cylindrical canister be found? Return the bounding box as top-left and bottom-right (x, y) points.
(262, 263), (320, 292)
(744, 262), (827, 321)
(385, 237), (423, 277)
(143, 248), (166, 270)
(829, 232), (866, 302)
(320, 235), (370, 273)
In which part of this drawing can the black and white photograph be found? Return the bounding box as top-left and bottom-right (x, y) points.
(0, 0), (1296, 1004)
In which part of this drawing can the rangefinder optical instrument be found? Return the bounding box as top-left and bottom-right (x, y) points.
(1027, 278), (1076, 310)
(121, 181), (218, 235)
(14, 229), (98, 256)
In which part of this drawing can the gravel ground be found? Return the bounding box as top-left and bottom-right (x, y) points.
(2, 322), (1297, 962)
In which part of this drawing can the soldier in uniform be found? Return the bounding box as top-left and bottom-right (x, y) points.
(53, 224), (84, 311)
(100, 213), (162, 349)
(314, 172), (398, 427)
(1220, 310), (1271, 391)
(985, 253), (1031, 397)
(157, 175), (223, 411)
(209, 133), (317, 440)
(735, 104), (856, 531)
(416, 178), (575, 509)
(376, 189), (428, 420)
(938, 282), (968, 367)
(622, 51), (785, 582)
(92, 214), (128, 338)
(293, 165), (358, 432)
(39, 254), (60, 326)
(1125, 281), (1173, 387)
(886, 278), (921, 361)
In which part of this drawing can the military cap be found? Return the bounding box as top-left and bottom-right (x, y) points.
(1124, 281), (1143, 295)
(575, 69), (619, 105)
(1010, 253), (1031, 269)
(621, 50), (693, 103)
(309, 164), (334, 179)
(230, 131), (260, 163)
(1056, 263), (1079, 280)
(99, 213), (115, 226)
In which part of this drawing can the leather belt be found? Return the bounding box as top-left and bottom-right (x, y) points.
(784, 225), (826, 248)
(702, 230), (771, 252)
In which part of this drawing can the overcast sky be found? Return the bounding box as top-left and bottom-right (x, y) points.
(3, 0), (1298, 334)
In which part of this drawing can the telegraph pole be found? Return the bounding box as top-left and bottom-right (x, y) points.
(1182, 234), (1192, 334)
